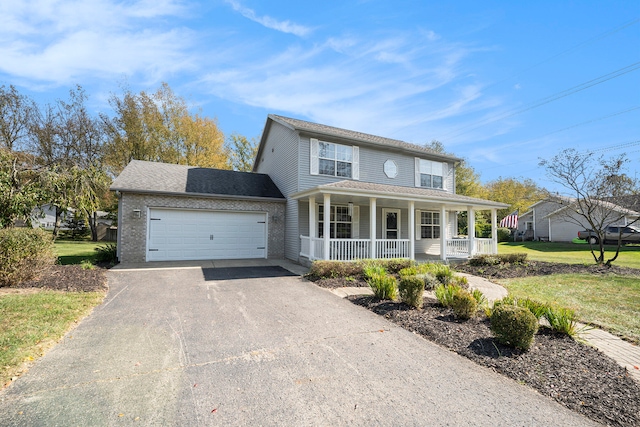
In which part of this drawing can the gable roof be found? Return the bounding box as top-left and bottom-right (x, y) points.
(254, 115), (460, 172)
(111, 160), (285, 201)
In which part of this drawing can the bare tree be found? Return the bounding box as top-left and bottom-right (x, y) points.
(540, 148), (639, 266)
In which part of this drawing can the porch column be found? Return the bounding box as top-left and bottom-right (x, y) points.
(468, 206), (475, 257)
(440, 205), (447, 261)
(323, 194), (331, 260)
(370, 198), (377, 258)
(408, 201), (415, 260)
(309, 196), (316, 259)
(491, 208), (498, 254)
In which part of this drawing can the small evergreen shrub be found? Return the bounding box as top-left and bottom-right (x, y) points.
(416, 273), (438, 290)
(451, 290), (478, 320)
(434, 284), (461, 308)
(398, 266), (418, 277)
(0, 228), (56, 287)
(450, 275), (469, 289)
(490, 305), (539, 351)
(367, 273), (397, 300)
(398, 275), (424, 308)
(545, 306), (578, 336)
(94, 243), (118, 263)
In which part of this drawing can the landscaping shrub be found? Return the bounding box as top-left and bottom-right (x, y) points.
(398, 266), (418, 277)
(416, 272), (438, 290)
(434, 284), (461, 308)
(94, 243), (118, 263)
(545, 306), (578, 337)
(0, 228), (56, 287)
(490, 305), (539, 351)
(398, 275), (424, 308)
(451, 290), (478, 320)
(497, 227), (511, 242)
(367, 273), (397, 300)
(308, 260), (364, 279)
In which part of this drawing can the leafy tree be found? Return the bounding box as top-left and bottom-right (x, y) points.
(227, 133), (258, 172)
(540, 148), (639, 266)
(0, 84), (35, 151)
(0, 149), (45, 228)
(103, 82), (228, 174)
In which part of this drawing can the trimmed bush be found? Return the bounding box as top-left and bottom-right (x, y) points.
(416, 272), (438, 290)
(367, 273), (397, 300)
(0, 228), (56, 287)
(451, 290), (478, 320)
(398, 276), (424, 308)
(94, 243), (117, 263)
(434, 284), (461, 308)
(490, 305), (539, 351)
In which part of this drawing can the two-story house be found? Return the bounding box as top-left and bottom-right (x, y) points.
(111, 114), (507, 264)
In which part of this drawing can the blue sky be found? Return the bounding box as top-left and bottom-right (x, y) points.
(1, 0), (639, 191)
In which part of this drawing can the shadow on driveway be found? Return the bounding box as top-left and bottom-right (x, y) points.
(201, 266), (298, 280)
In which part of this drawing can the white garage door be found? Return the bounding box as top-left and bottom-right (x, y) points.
(147, 208), (267, 261)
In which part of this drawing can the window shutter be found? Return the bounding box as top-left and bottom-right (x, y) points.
(310, 138), (319, 175)
(414, 158), (421, 187)
(352, 206), (360, 238)
(415, 210), (421, 240)
(352, 146), (359, 180)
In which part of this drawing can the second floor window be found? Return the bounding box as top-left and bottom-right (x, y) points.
(319, 142), (352, 178)
(310, 139), (359, 179)
(417, 159), (444, 189)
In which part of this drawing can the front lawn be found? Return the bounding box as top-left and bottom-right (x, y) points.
(0, 291), (105, 387)
(54, 240), (104, 265)
(498, 241), (640, 269)
(496, 274), (640, 344)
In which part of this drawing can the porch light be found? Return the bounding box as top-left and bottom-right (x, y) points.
(348, 202), (354, 217)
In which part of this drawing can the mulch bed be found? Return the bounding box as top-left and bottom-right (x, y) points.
(454, 260), (640, 280)
(13, 265), (109, 292)
(350, 296), (640, 427)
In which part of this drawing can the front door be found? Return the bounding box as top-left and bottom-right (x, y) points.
(383, 209), (400, 239)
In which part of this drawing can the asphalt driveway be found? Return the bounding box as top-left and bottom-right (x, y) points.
(0, 265), (599, 426)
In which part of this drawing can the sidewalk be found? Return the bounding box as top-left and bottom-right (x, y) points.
(331, 273), (640, 383)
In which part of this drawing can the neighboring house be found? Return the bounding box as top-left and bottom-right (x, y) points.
(111, 114), (508, 264)
(516, 197), (640, 242)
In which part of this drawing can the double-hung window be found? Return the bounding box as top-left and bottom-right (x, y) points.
(318, 205), (352, 238)
(416, 159), (444, 189)
(310, 139), (359, 179)
(420, 211), (440, 239)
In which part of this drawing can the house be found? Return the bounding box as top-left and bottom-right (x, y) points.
(111, 114), (508, 264)
(516, 197), (640, 242)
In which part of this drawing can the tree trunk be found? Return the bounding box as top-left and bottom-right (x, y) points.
(89, 211), (98, 242)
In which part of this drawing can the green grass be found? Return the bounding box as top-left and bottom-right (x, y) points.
(54, 240), (103, 265)
(496, 274), (640, 344)
(0, 291), (105, 386)
(498, 241), (640, 269)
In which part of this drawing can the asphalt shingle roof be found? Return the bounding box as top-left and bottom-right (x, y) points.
(110, 160), (285, 200)
(269, 114), (460, 161)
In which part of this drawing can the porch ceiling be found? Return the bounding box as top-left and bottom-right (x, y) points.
(291, 180), (508, 211)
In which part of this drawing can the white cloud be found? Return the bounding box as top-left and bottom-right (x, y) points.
(225, 0), (312, 37)
(0, 0), (193, 86)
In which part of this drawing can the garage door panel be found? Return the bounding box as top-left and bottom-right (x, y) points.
(147, 209), (266, 261)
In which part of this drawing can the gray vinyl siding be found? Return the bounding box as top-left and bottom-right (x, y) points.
(298, 135), (456, 194)
(255, 121), (300, 260)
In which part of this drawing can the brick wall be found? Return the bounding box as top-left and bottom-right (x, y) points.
(118, 193), (286, 262)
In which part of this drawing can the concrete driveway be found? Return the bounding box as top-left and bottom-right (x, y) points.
(0, 263), (599, 426)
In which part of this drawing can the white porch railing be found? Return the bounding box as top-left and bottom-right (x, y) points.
(300, 237), (409, 261)
(445, 238), (495, 258)
(375, 239), (410, 259)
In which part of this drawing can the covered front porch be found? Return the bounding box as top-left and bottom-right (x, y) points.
(293, 181), (507, 262)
